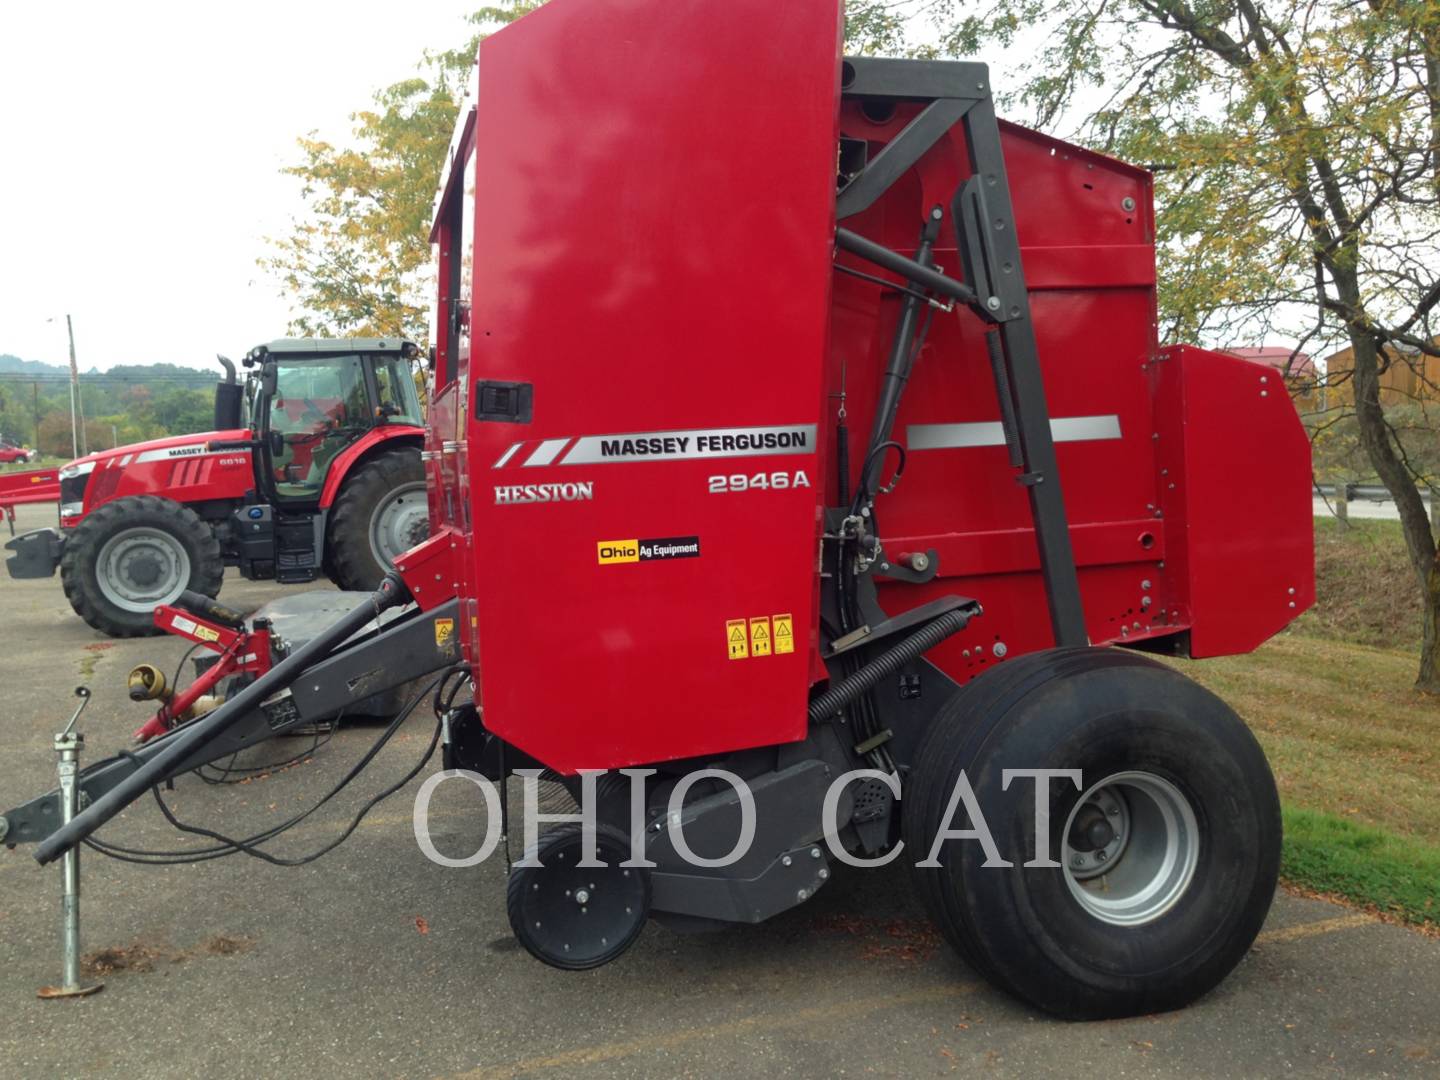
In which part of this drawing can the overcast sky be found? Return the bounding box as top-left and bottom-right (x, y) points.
(0, 1), (482, 371)
(0, 4), (1055, 373)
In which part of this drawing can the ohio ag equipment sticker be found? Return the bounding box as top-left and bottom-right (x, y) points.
(597, 536), (701, 565)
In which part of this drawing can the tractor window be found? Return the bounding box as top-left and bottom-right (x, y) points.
(243, 375), (257, 429)
(372, 356), (424, 427)
(269, 355), (369, 500)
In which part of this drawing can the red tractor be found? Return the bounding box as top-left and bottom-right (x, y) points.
(4, 339), (429, 636)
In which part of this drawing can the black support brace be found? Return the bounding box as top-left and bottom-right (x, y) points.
(835, 56), (1088, 648)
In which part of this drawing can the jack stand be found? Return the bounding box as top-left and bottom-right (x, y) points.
(37, 687), (103, 1000)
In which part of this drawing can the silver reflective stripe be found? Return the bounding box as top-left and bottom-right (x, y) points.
(133, 446), (222, 465)
(559, 425), (817, 465)
(493, 442), (523, 468)
(522, 438), (572, 467)
(907, 414), (1121, 451)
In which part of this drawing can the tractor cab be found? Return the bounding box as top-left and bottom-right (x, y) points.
(238, 339), (424, 509)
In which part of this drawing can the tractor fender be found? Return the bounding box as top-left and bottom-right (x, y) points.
(317, 426), (425, 509)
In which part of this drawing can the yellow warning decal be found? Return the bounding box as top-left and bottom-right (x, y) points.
(597, 539), (640, 564)
(750, 617), (772, 657)
(434, 617), (455, 647)
(194, 624), (221, 643)
(726, 619), (749, 660)
(773, 613), (794, 654)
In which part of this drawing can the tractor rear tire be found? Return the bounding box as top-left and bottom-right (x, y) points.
(327, 446), (428, 593)
(60, 495), (224, 638)
(903, 647), (1280, 1020)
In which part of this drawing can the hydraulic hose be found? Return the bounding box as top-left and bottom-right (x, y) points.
(34, 572), (413, 865)
(808, 606), (976, 724)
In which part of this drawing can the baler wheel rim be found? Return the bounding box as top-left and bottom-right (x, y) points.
(1061, 770), (1199, 925)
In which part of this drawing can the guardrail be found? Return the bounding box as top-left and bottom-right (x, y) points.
(1328, 483), (1434, 503)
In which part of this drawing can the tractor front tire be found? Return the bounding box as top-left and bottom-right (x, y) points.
(903, 647), (1281, 1020)
(60, 495), (224, 638)
(327, 447), (428, 593)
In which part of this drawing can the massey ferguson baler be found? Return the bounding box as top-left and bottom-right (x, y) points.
(6, 0), (1313, 1020)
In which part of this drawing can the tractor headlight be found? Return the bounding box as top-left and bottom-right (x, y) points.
(60, 502), (85, 518)
(58, 460), (96, 481)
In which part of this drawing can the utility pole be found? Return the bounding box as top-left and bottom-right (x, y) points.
(66, 315), (87, 457)
(32, 382), (40, 449)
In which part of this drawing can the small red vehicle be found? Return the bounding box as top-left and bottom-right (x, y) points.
(0, 440), (37, 464)
(4, 339), (429, 636)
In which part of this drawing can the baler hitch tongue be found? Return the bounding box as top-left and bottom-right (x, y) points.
(31, 572), (413, 866)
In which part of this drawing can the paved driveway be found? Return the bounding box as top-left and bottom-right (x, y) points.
(1, 503), (1436, 1077)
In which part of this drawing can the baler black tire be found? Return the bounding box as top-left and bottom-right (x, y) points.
(326, 446), (427, 593)
(902, 647), (1281, 1020)
(60, 495), (224, 638)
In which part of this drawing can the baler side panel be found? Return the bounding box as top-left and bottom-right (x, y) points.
(831, 106), (1174, 673)
(463, 0), (844, 772)
(1153, 345), (1315, 655)
(430, 116), (479, 662)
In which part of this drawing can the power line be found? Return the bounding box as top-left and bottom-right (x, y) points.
(0, 374), (218, 384)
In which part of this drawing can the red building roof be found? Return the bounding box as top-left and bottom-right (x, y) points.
(1221, 347), (1317, 378)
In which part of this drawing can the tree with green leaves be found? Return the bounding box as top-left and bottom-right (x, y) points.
(261, 4), (545, 340)
(849, 0), (1440, 691)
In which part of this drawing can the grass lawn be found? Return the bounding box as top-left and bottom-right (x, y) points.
(1175, 519), (1440, 928)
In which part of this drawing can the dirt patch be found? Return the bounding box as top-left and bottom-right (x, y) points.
(78, 640), (117, 678)
(82, 941), (164, 977)
(81, 934), (255, 977)
(197, 934), (255, 957)
(808, 913), (944, 963)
